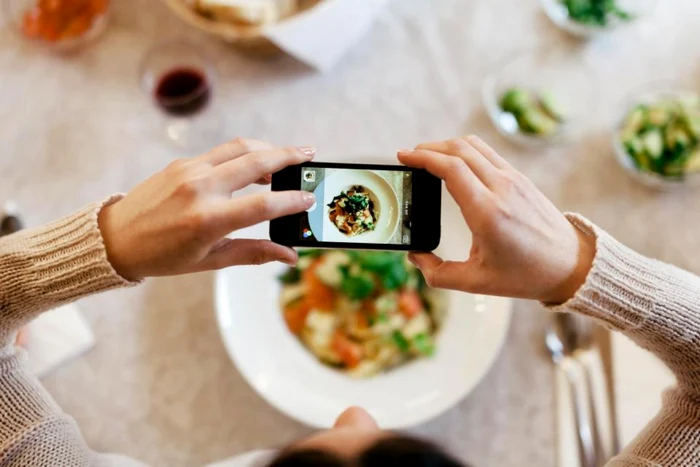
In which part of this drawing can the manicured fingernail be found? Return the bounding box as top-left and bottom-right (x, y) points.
(298, 147), (316, 158)
(303, 192), (316, 204)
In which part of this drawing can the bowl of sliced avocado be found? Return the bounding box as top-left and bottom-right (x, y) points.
(614, 90), (700, 188)
(541, 0), (657, 37)
(483, 49), (594, 147)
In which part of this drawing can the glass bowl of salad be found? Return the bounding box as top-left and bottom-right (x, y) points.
(4, 0), (110, 52)
(540, 0), (657, 37)
(613, 87), (700, 189)
(483, 49), (595, 148)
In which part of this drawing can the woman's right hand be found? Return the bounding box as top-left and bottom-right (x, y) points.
(98, 138), (316, 281)
(398, 136), (596, 304)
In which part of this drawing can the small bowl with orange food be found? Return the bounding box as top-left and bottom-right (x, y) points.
(5, 0), (110, 52)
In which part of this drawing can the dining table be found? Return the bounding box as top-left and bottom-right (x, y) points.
(1, 0), (700, 466)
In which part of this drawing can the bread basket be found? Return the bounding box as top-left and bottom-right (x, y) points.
(160, 0), (324, 58)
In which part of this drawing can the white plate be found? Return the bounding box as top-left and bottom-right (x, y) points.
(215, 189), (512, 429)
(310, 170), (400, 244)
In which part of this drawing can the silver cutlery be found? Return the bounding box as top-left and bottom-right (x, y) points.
(546, 314), (597, 467)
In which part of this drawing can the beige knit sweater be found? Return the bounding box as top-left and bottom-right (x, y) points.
(0, 202), (699, 467)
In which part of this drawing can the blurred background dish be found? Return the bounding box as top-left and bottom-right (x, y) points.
(483, 48), (595, 148)
(613, 86), (700, 189)
(160, 0), (325, 58)
(215, 192), (513, 429)
(4, 0), (109, 52)
(540, 0), (658, 38)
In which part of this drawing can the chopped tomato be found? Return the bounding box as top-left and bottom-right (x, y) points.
(332, 331), (363, 369)
(284, 300), (310, 335)
(303, 260), (335, 311)
(352, 312), (370, 331)
(361, 299), (376, 314)
(22, 0), (105, 42)
(398, 290), (423, 318)
(22, 8), (42, 38)
(62, 14), (91, 39)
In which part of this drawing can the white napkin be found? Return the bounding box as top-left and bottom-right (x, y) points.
(555, 332), (676, 467)
(24, 304), (95, 378)
(264, 0), (390, 71)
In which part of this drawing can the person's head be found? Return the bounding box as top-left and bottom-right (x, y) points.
(267, 407), (466, 467)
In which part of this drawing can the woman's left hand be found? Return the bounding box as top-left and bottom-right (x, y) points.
(98, 138), (316, 280)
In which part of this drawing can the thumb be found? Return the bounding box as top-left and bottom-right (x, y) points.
(196, 239), (297, 271)
(408, 253), (475, 292)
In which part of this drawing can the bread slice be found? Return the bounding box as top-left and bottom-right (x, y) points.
(196, 0), (298, 25)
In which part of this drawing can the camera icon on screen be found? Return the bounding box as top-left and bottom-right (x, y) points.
(303, 170), (316, 183)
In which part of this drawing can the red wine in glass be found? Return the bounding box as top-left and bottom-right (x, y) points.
(155, 67), (211, 117)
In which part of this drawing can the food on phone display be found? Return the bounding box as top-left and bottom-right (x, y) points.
(21, 0), (108, 43)
(560, 0), (632, 27)
(278, 250), (446, 378)
(499, 88), (567, 138)
(327, 186), (378, 237)
(619, 94), (700, 179)
(193, 0), (298, 25)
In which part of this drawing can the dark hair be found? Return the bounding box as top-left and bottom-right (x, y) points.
(267, 436), (467, 467)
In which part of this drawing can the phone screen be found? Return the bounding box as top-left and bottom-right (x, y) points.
(299, 166), (413, 246)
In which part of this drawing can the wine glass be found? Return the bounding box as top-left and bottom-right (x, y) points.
(139, 40), (221, 152)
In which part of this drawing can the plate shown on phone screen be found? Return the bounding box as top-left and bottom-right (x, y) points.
(310, 170), (400, 244)
(214, 188), (512, 429)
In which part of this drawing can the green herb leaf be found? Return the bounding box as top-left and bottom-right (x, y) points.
(412, 333), (436, 357)
(357, 252), (396, 271)
(278, 268), (301, 284)
(298, 249), (324, 258)
(392, 331), (411, 353)
(382, 261), (409, 290)
(342, 273), (375, 300)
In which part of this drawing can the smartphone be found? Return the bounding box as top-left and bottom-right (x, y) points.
(270, 162), (442, 251)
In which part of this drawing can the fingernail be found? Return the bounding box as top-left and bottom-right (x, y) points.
(303, 192), (316, 205)
(298, 147), (316, 158)
(397, 149), (413, 156)
(283, 257), (298, 266)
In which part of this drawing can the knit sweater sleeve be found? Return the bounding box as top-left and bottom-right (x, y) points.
(0, 196), (142, 467)
(550, 214), (700, 467)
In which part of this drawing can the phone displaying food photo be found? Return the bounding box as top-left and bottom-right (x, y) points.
(271, 162), (442, 251)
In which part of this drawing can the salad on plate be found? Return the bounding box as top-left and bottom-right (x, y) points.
(278, 250), (446, 378)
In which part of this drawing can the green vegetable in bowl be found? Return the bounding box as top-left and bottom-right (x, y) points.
(562, 0), (632, 27)
(499, 88), (567, 138)
(619, 95), (700, 179)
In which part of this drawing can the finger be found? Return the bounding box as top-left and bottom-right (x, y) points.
(416, 138), (497, 183)
(398, 149), (488, 209)
(196, 238), (298, 271)
(219, 190), (315, 233)
(255, 174), (273, 185)
(200, 138), (276, 166)
(463, 135), (511, 169)
(408, 253), (476, 291)
(216, 147), (316, 192)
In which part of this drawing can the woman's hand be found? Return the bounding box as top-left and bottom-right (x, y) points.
(98, 138), (316, 280)
(398, 136), (595, 304)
